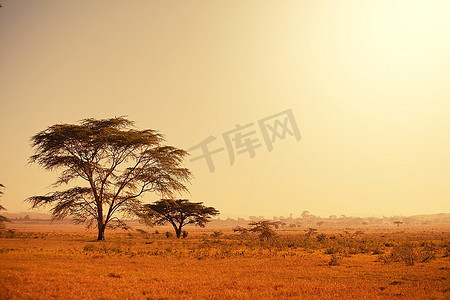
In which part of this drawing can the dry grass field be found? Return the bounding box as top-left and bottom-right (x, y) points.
(0, 223), (449, 299)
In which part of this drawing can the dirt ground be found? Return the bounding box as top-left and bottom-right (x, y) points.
(0, 221), (449, 299)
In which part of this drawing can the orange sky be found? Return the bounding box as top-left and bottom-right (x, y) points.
(0, 0), (449, 218)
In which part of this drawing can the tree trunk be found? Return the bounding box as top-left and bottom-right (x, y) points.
(175, 227), (182, 238)
(97, 223), (105, 241)
(97, 202), (105, 240)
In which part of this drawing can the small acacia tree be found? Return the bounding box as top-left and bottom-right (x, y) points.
(393, 220), (403, 230)
(142, 199), (219, 238)
(27, 117), (191, 240)
(248, 220), (280, 241)
(234, 220), (280, 241)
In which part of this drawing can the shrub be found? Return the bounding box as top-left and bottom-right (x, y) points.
(316, 234), (327, 242)
(325, 246), (343, 255)
(211, 231), (223, 238)
(444, 243), (450, 258)
(380, 242), (417, 266)
(418, 242), (437, 263)
(328, 254), (342, 266)
(305, 228), (317, 237)
(83, 244), (96, 252)
(0, 229), (16, 238)
(396, 243), (417, 266)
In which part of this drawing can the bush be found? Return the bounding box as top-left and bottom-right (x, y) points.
(0, 229), (16, 238)
(418, 242), (437, 263)
(211, 231), (223, 238)
(325, 246), (343, 255)
(328, 254), (342, 266)
(444, 243), (450, 258)
(380, 242), (417, 266)
(316, 234), (327, 242)
(83, 244), (96, 252)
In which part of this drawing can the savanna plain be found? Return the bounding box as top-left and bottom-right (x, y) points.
(0, 221), (449, 300)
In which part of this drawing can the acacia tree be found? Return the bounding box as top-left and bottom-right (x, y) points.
(27, 117), (191, 240)
(393, 220), (403, 230)
(233, 220), (280, 241)
(248, 220), (280, 240)
(142, 199), (219, 238)
(0, 184), (9, 228)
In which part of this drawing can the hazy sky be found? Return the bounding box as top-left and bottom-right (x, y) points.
(1, 0), (449, 218)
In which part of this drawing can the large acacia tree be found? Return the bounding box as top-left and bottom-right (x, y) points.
(142, 199), (219, 238)
(27, 117), (191, 240)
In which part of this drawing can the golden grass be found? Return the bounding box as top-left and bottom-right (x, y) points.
(0, 227), (449, 299)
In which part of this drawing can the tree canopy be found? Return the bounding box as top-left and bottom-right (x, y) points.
(142, 199), (219, 238)
(27, 117), (191, 240)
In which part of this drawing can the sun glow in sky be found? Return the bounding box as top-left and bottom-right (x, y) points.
(0, 0), (449, 218)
